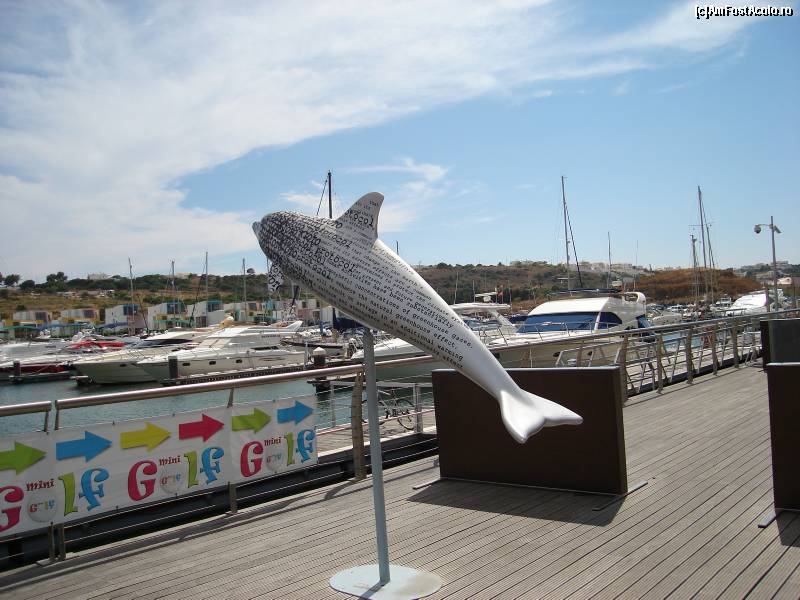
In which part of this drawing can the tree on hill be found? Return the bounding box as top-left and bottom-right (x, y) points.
(3, 274), (20, 287)
(636, 269), (760, 304)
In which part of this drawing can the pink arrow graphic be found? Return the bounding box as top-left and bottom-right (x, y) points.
(179, 414), (224, 442)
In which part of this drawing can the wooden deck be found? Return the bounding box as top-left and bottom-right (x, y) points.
(2, 364), (798, 599)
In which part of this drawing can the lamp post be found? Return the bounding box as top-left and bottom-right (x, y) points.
(754, 216), (781, 310)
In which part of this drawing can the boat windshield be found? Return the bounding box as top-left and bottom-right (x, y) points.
(463, 317), (503, 331)
(517, 311), (623, 333)
(133, 338), (193, 348)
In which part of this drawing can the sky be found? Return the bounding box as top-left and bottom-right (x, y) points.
(1, 0), (798, 282)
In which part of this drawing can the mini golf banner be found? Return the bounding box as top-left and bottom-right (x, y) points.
(0, 397), (316, 538)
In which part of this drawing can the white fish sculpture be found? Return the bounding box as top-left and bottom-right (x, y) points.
(253, 193), (582, 443)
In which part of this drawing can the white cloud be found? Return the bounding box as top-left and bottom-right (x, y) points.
(613, 80), (632, 96)
(0, 1), (765, 278)
(285, 157), (452, 232)
(345, 158), (448, 183)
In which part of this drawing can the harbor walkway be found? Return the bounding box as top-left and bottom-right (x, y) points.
(1, 363), (797, 599)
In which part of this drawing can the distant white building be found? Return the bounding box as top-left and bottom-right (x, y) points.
(146, 301), (188, 331)
(185, 299), (226, 327)
(223, 301), (265, 323)
(12, 309), (52, 324)
(60, 308), (99, 324)
(87, 273), (109, 281)
(105, 303), (146, 332)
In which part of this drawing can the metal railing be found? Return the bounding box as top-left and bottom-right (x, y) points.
(4, 309), (798, 436)
(1, 308), (797, 564)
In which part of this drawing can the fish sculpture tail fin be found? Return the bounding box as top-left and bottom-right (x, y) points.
(498, 389), (583, 444)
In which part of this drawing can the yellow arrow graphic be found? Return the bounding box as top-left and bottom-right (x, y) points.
(120, 422), (170, 451)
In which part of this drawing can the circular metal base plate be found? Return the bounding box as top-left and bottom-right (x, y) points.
(330, 564), (442, 599)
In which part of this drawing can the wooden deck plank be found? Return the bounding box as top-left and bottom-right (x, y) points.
(432, 433), (771, 599)
(715, 513), (800, 599)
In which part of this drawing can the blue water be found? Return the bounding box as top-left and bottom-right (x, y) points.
(0, 377), (355, 437)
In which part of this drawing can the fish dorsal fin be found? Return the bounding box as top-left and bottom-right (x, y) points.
(334, 192), (383, 241)
(266, 263), (283, 292)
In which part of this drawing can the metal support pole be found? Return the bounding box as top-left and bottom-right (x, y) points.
(732, 323), (739, 368)
(771, 216), (779, 310)
(331, 331), (442, 598)
(363, 329), (391, 584)
(685, 327), (694, 384)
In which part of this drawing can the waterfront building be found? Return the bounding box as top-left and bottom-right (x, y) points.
(105, 303), (147, 332)
(185, 299), (226, 327)
(146, 301), (188, 331)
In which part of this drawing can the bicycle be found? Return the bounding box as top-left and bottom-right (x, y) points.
(362, 388), (416, 432)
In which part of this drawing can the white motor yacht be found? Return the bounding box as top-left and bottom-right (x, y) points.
(724, 291), (784, 316)
(135, 322), (306, 381)
(487, 290), (648, 367)
(349, 302), (519, 379)
(72, 328), (221, 384)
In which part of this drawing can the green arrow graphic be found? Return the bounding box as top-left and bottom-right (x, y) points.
(120, 422), (170, 451)
(232, 408), (271, 433)
(0, 442), (47, 475)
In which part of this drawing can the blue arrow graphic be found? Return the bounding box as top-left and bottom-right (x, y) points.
(277, 400), (314, 425)
(56, 431), (112, 462)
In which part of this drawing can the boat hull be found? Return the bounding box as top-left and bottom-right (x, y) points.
(74, 360), (156, 384)
(138, 351), (308, 381)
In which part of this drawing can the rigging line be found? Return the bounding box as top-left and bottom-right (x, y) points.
(565, 203), (584, 287)
(315, 178), (328, 217)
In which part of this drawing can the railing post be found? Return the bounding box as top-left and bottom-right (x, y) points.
(732, 323), (739, 368)
(686, 326), (694, 384)
(48, 523), (56, 562)
(413, 383), (422, 434)
(711, 324), (719, 375)
(228, 482), (238, 515)
(618, 334), (629, 402)
(656, 332), (664, 393)
(57, 523), (66, 561)
(329, 385), (336, 428)
(351, 374), (366, 480)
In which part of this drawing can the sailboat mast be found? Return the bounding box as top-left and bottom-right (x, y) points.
(607, 233), (612, 288)
(327, 170), (333, 219)
(561, 176), (570, 290)
(171, 260), (177, 325)
(128, 258), (135, 335)
(691, 235), (700, 312)
(327, 169), (337, 329)
(242, 258), (247, 306)
(204, 251), (209, 306)
(698, 186), (709, 303)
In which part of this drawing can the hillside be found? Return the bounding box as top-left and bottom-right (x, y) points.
(635, 268), (761, 304)
(0, 264), (767, 320)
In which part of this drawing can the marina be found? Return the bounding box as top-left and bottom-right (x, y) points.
(1, 4), (798, 598)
